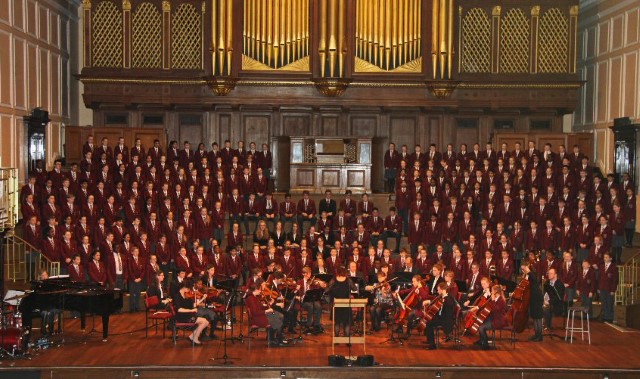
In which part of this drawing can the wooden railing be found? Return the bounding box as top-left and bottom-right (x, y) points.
(4, 232), (60, 282)
(616, 250), (640, 305)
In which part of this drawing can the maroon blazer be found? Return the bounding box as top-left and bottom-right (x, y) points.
(576, 268), (596, 295)
(496, 258), (514, 280)
(245, 294), (269, 328)
(88, 260), (108, 285)
(68, 263), (86, 282)
(598, 263), (619, 293)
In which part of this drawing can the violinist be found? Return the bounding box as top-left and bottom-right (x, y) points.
(394, 274), (431, 338)
(174, 281), (210, 345)
(245, 281), (288, 347)
(521, 261), (544, 342)
(245, 268), (263, 290)
(146, 271), (171, 310)
(271, 272), (298, 334)
(297, 267), (327, 334)
(365, 272), (394, 332)
(192, 276), (219, 340)
(475, 284), (507, 350)
(424, 282), (456, 350)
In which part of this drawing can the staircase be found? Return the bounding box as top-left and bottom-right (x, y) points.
(0, 167), (60, 284)
(4, 232), (60, 282)
(616, 250), (640, 306)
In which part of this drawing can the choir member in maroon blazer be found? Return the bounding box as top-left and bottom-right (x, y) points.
(59, 231), (78, 269)
(449, 248), (466, 281)
(415, 247), (431, 275)
(598, 252), (619, 322)
(576, 259), (596, 317)
(496, 250), (514, 281)
(23, 216), (41, 251)
(21, 194), (40, 222)
(41, 227), (60, 263)
(479, 250), (496, 277)
(191, 245), (209, 278)
(560, 251), (579, 305)
(297, 191), (317, 233)
(68, 255), (86, 282)
(175, 247), (193, 278)
(88, 251), (108, 286)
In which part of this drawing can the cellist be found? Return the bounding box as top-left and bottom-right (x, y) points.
(424, 282), (456, 350)
(394, 274), (431, 338)
(475, 284), (507, 350)
(463, 276), (491, 317)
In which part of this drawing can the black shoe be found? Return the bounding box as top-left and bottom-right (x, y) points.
(426, 344), (437, 350)
(200, 335), (212, 341)
(208, 334), (218, 340)
(481, 345), (495, 350)
(443, 336), (452, 342)
(473, 340), (483, 346)
(527, 335), (538, 341)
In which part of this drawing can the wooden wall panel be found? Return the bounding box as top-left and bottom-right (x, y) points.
(389, 117), (416, 150)
(65, 126), (166, 164)
(351, 116), (376, 137)
(321, 116), (338, 136)
(13, 38), (26, 109)
(179, 125), (203, 147)
(0, 31), (11, 107)
(243, 115), (270, 145)
(283, 115), (310, 136)
(218, 114), (231, 144)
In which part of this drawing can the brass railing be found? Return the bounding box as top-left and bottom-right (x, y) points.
(616, 250), (640, 305)
(0, 168), (19, 231)
(4, 232), (60, 283)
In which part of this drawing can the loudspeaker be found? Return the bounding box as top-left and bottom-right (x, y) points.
(355, 355), (374, 366)
(328, 355), (346, 367)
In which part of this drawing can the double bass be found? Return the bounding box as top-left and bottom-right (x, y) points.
(507, 276), (530, 333)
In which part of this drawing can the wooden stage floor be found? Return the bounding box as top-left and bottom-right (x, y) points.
(1, 310), (639, 379)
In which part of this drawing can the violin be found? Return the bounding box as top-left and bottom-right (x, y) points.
(277, 277), (298, 291)
(261, 286), (279, 301)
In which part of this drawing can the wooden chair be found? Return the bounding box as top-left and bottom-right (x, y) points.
(490, 310), (517, 350)
(145, 295), (171, 338)
(246, 305), (271, 350)
(168, 303), (196, 347)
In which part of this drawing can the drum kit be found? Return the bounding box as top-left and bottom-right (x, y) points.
(0, 291), (29, 357)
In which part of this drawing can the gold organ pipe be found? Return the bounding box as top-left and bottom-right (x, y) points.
(328, 0), (337, 78)
(377, 0), (384, 66)
(298, 0), (303, 63)
(364, 0), (370, 62)
(279, 0), (286, 67)
(217, 0), (225, 75)
(384, 0), (391, 70)
(255, 0), (261, 61)
(439, 0), (446, 79)
(242, 0), (246, 56)
(286, 0), (292, 65)
(225, 0), (232, 75)
(416, 0), (421, 61)
(391, 0), (397, 68)
(304, 0), (309, 56)
(291, 0), (297, 63)
(261, 0), (267, 64)
(212, 0), (218, 74)
(431, 0), (438, 77)
(266, 0), (272, 66)
(408, 0), (414, 61)
(273, 0), (280, 68)
(250, 0), (256, 58)
(319, 0), (327, 77)
(402, 0), (408, 63)
(338, 0), (345, 77)
(446, 0), (453, 79)
(355, 0), (360, 57)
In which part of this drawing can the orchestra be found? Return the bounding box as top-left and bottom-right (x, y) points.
(18, 136), (627, 349)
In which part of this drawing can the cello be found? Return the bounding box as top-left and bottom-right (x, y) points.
(417, 296), (444, 333)
(462, 294), (489, 334)
(465, 299), (495, 335)
(507, 276), (530, 333)
(393, 288), (420, 326)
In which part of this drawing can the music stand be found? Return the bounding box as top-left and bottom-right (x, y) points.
(292, 288), (325, 343)
(211, 291), (239, 365)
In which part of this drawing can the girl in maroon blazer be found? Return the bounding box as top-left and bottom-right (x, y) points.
(476, 284), (507, 349)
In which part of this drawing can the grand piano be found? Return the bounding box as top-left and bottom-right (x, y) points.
(19, 278), (123, 341)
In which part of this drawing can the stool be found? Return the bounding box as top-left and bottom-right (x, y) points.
(565, 306), (591, 344)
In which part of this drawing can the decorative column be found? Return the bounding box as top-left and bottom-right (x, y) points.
(491, 5), (501, 74)
(122, 0), (131, 68)
(162, 0), (171, 69)
(82, 0), (92, 68)
(568, 5), (579, 73)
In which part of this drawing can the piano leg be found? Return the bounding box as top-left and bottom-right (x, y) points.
(80, 312), (86, 332)
(102, 314), (109, 340)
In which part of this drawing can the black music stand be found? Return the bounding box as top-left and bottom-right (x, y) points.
(211, 291), (239, 365)
(292, 288), (325, 343)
